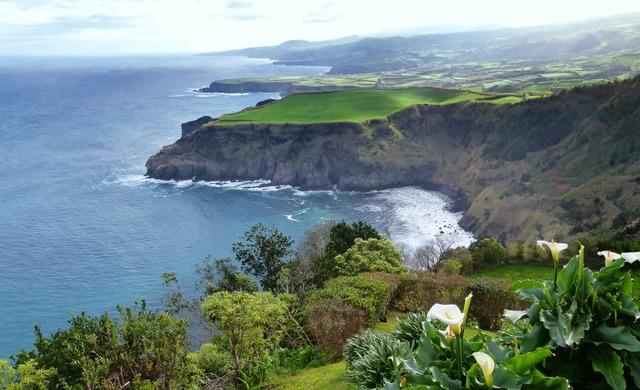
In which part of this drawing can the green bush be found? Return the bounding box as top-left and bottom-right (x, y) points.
(15, 301), (199, 389)
(392, 272), (467, 313)
(188, 342), (232, 379)
(464, 277), (527, 331)
(304, 297), (369, 358)
(344, 330), (413, 390)
(469, 238), (506, 269)
(334, 237), (408, 277)
(324, 276), (392, 322)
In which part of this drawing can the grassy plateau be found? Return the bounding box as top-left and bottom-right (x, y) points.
(215, 87), (513, 124)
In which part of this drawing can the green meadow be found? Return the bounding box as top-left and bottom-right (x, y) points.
(216, 87), (506, 124)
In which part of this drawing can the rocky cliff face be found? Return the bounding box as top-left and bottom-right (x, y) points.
(147, 77), (640, 242)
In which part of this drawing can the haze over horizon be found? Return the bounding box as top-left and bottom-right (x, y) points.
(1, 0), (640, 56)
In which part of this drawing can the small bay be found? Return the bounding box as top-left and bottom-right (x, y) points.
(0, 55), (472, 358)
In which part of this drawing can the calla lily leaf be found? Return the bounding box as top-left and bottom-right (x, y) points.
(587, 347), (625, 390)
(591, 323), (640, 352)
(624, 352), (640, 389)
(503, 346), (552, 375)
(487, 338), (510, 363)
(521, 375), (570, 390)
(491, 365), (521, 390)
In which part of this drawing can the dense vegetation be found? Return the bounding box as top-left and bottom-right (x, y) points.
(4, 220), (639, 389)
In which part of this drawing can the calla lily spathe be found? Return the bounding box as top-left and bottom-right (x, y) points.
(621, 252), (640, 264)
(598, 250), (622, 266)
(427, 303), (464, 335)
(472, 351), (495, 388)
(537, 240), (568, 260)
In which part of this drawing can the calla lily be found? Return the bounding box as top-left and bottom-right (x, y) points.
(537, 239), (568, 261)
(472, 351), (495, 388)
(427, 303), (464, 335)
(439, 325), (455, 340)
(503, 309), (527, 323)
(621, 252), (640, 264)
(598, 250), (622, 266)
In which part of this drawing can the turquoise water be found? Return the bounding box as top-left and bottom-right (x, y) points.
(0, 55), (472, 358)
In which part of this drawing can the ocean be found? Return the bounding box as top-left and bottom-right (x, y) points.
(0, 55), (473, 358)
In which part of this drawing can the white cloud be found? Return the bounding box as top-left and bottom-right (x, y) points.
(0, 0), (639, 55)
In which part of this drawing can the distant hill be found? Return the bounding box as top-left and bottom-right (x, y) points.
(199, 12), (640, 75)
(146, 77), (640, 243)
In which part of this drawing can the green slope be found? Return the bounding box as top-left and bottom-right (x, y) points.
(216, 88), (504, 124)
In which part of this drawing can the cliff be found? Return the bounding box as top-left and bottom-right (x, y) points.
(147, 77), (640, 242)
(199, 81), (359, 95)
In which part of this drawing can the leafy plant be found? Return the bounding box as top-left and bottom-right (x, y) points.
(334, 237), (408, 277)
(383, 295), (569, 389)
(507, 244), (640, 389)
(344, 330), (413, 390)
(232, 223), (294, 293)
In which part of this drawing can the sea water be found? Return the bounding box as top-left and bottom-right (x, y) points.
(0, 55), (473, 358)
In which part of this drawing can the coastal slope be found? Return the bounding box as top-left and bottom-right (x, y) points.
(146, 77), (640, 242)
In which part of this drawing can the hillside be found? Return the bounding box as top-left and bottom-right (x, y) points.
(146, 77), (640, 242)
(199, 12), (640, 76)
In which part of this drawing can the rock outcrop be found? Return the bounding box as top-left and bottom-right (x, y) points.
(147, 77), (640, 242)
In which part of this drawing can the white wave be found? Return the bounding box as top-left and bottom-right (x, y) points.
(372, 187), (474, 250)
(286, 215), (300, 222)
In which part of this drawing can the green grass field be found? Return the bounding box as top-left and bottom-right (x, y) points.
(470, 264), (555, 281)
(215, 87), (492, 124)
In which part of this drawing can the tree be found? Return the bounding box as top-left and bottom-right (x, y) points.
(405, 234), (457, 271)
(469, 238), (506, 269)
(196, 256), (258, 295)
(232, 223), (294, 293)
(201, 291), (289, 381)
(334, 237), (407, 276)
(312, 220), (381, 285)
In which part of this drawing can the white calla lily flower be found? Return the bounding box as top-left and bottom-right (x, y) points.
(472, 351), (495, 388)
(598, 250), (622, 266)
(537, 239), (568, 261)
(503, 309), (527, 323)
(621, 252), (640, 264)
(427, 303), (464, 335)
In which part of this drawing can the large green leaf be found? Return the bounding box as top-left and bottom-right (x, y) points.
(509, 280), (547, 301)
(503, 346), (552, 375)
(413, 333), (439, 367)
(540, 307), (565, 347)
(560, 300), (592, 347)
(521, 375), (570, 390)
(487, 338), (510, 363)
(491, 366), (521, 390)
(625, 352), (640, 389)
(557, 255), (579, 293)
(428, 367), (462, 390)
(591, 323), (640, 351)
(615, 293), (640, 320)
(520, 322), (551, 353)
(587, 347), (626, 390)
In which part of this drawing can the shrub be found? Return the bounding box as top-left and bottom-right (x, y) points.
(438, 258), (462, 275)
(201, 291), (289, 381)
(469, 238), (506, 269)
(392, 272), (467, 313)
(343, 330), (413, 390)
(188, 342), (232, 379)
(335, 237), (408, 277)
(304, 297), (369, 358)
(324, 276), (392, 322)
(464, 278), (527, 331)
(16, 301), (199, 389)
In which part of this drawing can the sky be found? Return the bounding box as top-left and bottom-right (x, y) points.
(1, 0), (640, 56)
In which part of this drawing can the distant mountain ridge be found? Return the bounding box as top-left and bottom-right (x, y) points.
(199, 12), (640, 74)
(146, 77), (640, 242)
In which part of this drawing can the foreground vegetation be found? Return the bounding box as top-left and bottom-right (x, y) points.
(3, 219), (639, 389)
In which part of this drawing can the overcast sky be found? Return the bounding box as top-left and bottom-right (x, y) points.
(1, 0), (639, 56)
